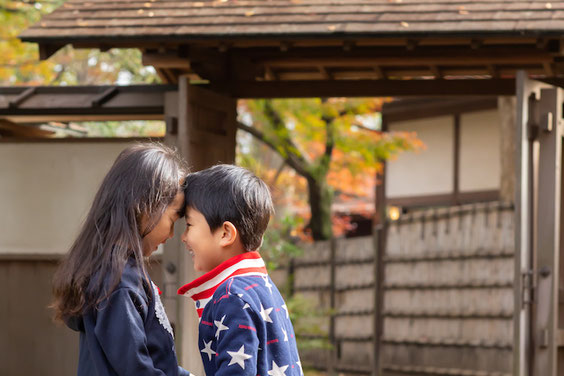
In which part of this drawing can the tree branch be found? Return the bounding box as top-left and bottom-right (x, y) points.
(0, 5), (27, 13)
(352, 122), (382, 134)
(262, 100), (313, 166)
(320, 98), (335, 168)
(237, 121), (311, 178)
(324, 118), (335, 163)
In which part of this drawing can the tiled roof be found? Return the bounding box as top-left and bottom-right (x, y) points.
(20, 0), (564, 42)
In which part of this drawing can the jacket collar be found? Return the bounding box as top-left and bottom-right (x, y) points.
(177, 251), (267, 318)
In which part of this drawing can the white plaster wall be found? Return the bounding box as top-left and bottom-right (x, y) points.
(459, 110), (501, 192)
(386, 116), (454, 198)
(0, 142), (134, 255)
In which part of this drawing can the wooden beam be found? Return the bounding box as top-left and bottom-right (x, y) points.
(543, 62), (555, 76)
(343, 40), (354, 52)
(429, 65), (442, 79)
(383, 97), (498, 123)
(155, 68), (171, 83)
(2, 114), (164, 123)
(470, 39), (483, 50)
(260, 54), (553, 68)
(26, 36), (544, 57)
(406, 39), (419, 51)
(386, 190), (499, 208)
(142, 53), (191, 69)
(0, 85), (176, 121)
(0, 136), (162, 144)
(38, 43), (64, 60)
(218, 79), (516, 98)
(218, 42), (229, 53)
(536, 38), (548, 49)
(197, 36), (542, 49)
(162, 69), (178, 84)
(91, 87), (118, 107)
(0, 120), (54, 138)
(373, 66), (386, 79)
(8, 87), (36, 109)
(487, 64), (500, 79)
(318, 66), (332, 80)
(264, 66), (277, 81)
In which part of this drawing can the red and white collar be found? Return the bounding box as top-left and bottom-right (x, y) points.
(177, 251), (267, 318)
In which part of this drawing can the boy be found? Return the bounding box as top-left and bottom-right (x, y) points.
(178, 164), (302, 376)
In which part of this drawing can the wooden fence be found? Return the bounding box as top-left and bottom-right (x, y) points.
(285, 201), (515, 376)
(0, 256), (164, 376)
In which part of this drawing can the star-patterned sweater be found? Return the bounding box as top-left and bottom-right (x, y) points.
(178, 251), (302, 376)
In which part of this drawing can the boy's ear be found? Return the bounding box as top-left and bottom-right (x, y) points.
(219, 221), (238, 247)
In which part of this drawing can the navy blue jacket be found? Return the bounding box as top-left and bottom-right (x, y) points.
(67, 259), (191, 376)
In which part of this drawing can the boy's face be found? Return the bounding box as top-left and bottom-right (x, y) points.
(180, 207), (226, 272)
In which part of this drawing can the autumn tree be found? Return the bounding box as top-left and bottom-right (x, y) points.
(237, 98), (422, 241)
(0, 0), (159, 86)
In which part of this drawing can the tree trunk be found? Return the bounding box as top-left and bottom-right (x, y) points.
(306, 175), (333, 240)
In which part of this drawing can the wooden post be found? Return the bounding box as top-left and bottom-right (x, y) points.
(162, 76), (237, 375)
(499, 96), (517, 204)
(328, 237), (337, 375)
(372, 118), (388, 376)
(513, 71), (564, 376)
(514, 72), (540, 376)
(162, 89), (181, 339)
(532, 87), (562, 376)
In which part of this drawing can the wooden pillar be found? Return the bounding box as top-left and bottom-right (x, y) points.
(162, 76), (237, 374)
(498, 96), (517, 204)
(514, 71), (564, 376)
(372, 118), (388, 376)
(532, 87), (562, 376)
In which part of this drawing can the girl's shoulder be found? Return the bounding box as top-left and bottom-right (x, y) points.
(118, 258), (152, 302)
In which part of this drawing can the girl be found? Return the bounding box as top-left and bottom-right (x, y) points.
(52, 143), (190, 376)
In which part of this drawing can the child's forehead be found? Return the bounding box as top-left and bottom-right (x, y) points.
(168, 192), (185, 213)
(185, 206), (202, 219)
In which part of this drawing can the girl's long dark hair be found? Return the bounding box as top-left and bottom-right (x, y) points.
(52, 142), (187, 322)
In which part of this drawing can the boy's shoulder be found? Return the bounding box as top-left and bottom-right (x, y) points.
(210, 273), (285, 311)
(217, 273), (274, 293)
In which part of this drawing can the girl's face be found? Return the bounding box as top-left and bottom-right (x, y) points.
(141, 192), (185, 257)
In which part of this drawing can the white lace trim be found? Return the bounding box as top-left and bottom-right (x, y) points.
(152, 281), (174, 339)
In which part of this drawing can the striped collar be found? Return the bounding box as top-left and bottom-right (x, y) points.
(177, 251), (267, 318)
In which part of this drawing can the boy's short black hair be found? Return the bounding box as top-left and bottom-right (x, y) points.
(184, 164), (274, 251)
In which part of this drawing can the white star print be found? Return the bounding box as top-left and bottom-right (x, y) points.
(268, 360), (289, 376)
(263, 275), (273, 293)
(259, 303), (274, 323)
(243, 303), (250, 310)
(214, 315), (229, 339)
(281, 327), (288, 341)
(200, 340), (216, 361)
(296, 360), (303, 375)
(281, 304), (289, 319)
(237, 293), (244, 298)
(227, 344), (252, 369)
